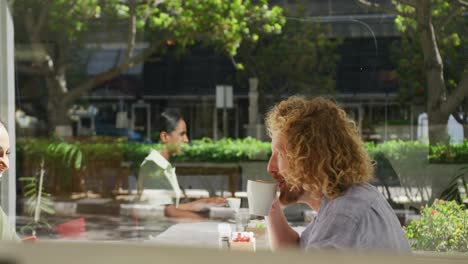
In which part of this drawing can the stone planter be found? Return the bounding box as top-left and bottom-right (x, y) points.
(386, 153), (466, 201)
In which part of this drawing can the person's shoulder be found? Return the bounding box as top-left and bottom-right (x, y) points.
(345, 183), (381, 201)
(326, 184), (381, 218)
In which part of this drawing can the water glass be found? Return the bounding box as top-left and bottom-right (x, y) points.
(235, 208), (250, 232)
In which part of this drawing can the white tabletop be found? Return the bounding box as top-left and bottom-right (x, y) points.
(149, 220), (306, 250)
(150, 221), (227, 248)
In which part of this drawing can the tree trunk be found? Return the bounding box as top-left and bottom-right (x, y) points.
(46, 75), (72, 135)
(417, 0), (450, 146)
(463, 124), (468, 141)
(451, 111), (468, 141)
(459, 104), (468, 141)
(47, 100), (70, 127)
(427, 113), (449, 145)
(47, 99), (71, 134)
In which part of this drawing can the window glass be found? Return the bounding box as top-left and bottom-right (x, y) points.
(2, 0), (466, 255)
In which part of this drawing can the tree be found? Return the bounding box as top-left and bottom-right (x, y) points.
(236, 0), (341, 108)
(358, 0), (468, 145)
(12, 0), (285, 134)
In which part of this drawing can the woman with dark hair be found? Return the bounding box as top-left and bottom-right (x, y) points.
(0, 120), (19, 240)
(137, 109), (225, 219)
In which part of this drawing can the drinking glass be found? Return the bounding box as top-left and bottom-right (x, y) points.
(235, 208), (250, 232)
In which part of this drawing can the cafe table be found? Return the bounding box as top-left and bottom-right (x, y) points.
(147, 220), (306, 250)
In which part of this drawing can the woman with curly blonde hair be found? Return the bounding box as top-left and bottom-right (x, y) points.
(264, 96), (410, 251)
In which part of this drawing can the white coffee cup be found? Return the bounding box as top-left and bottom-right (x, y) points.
(226, 197), (241, 212)
(247, 180), (277, 216)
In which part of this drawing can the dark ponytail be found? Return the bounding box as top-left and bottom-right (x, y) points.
(157, 108), (183, 134)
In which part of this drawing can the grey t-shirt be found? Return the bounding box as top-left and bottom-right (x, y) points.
(300, 183), (411, 252)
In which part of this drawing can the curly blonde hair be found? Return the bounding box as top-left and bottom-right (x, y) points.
(265, 96), (374, 200)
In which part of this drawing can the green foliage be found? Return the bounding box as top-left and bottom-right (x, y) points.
(440, 166), (468, 203)
(390, 0), (467, 103)
(16, 138), (467, 198)
(17, 139), (84, 170)
(429, 141), (468, 164)
(12, 1), (286, 131)
(405, 200), (467, 252)
(236, 0), (341, 97)
(366, 140), (428, 161)
(16, 137), (271, 168)
(17, 138), (468, 166)
(366, 140), (468, 164)
(144, 0), (286, 58)
(47, 142), (83, 170)
(174, 137), (271, 162)
(18, 176), (55, 235)
(13, 0), (285, 65)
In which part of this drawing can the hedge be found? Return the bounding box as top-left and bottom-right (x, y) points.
(16, 137), (468, 170)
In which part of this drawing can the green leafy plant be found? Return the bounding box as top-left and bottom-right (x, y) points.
(429, 141), (468, 164)
(19, 160), (55, 236)
(18, 140), (84, 234)
(16, 138), (468, 198)
(17, 138), (468, 165)
(405, 200), (467, 252)
(174, 137), (271, 162)
(12, 0), (285, 132)
(440, 166), (468, 204)
(47, 142), (83, 170)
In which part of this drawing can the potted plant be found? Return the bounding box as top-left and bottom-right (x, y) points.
(19, 160), (55, 236)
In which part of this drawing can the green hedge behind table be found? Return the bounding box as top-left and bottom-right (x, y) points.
(16, 138), (468, 194)
(16, 137), (273, 168)
(16, 137), (467, 172)
(16, 137), (468, 165)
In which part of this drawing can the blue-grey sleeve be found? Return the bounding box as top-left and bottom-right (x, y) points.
(303, 213), (359, 250)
